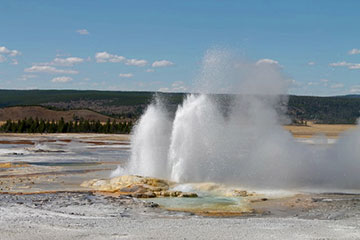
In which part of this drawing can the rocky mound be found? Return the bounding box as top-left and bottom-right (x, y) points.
(81, 175), (198, 198)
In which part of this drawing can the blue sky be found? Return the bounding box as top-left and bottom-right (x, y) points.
(1, 0), (360, 96)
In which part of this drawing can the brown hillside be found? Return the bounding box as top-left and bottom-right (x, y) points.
(0, 106), (116, 122)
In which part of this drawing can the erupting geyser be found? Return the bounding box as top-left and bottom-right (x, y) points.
(114, 49), (360, 191)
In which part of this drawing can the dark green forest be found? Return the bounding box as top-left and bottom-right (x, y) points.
(287, 95), (360, 124)
(0, 89), (183, 108)
(1, 90), (360, 124)
(0, 118), (133, 134)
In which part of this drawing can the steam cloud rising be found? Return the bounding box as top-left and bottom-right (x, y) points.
(114, 49), (360, 191)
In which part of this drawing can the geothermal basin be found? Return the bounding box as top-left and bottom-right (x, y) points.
(1, 131), (360, 239)
(0, 124), (359, 216)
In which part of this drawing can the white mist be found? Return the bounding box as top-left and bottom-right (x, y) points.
(115, 48), (360, 191)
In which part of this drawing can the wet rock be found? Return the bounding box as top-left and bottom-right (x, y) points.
(119, 185), (148, 194)
(250, 198), (268, 203)
(232, 190), (248, 197)
(156, 191), (170, 197)
(169, 191), (181, 197)
(178, 192), (198, 198)
(132, 191), (156, 198)
(144, 191), (156, 198)
(143, 201), (160, 208)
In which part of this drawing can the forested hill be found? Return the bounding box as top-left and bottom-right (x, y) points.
(0, 90), (359, 124)
(288, 95), (360, 124)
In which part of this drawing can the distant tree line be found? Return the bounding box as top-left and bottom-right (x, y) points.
(0, 117), (133, 134)
(2, 89), (360, 124)
(288, 96), (360, 124)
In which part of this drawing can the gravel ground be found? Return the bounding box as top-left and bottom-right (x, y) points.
(1, 192), (360, 240)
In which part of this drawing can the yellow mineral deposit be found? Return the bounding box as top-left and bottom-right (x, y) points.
(0, 162), (29, 168)
(81, 175), (198, 198)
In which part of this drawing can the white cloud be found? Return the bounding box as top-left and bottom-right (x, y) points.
(0, 46), (9, 54)
(126, 58), (147, 66)
(51, 76), (73, 83)
(95, 51), (148, 67)
(0, 46), (21, 64)
(158, 81), (187, 92)
(77, 29), (89, 35)
(307, 79), (332, 87)
(50, 57), (84, 66)
(330, 83), (344, 89)
(0, 46), (20, 56)
(350, 85), (360, 93)
(256, 58), (279, 66)
(172, 81), (187, 91)
(55, 52), (71, 57)
(18, 74), (37, 81)
(329, 61), (360, 70)
(329, 61), (349, 67)
(0, 46), (20, 57)
(152, 60), (174, 67)
(25, 65), (78, 74)
(348, 48), (360, 55)
(320, 79), (329, 86)
(119, 73), (133, 78)
(146, 68), (155, 72)
(308, 61), (316, 66)
(307, 82), (319, 86)
(95, 52), (125, 63)
(348, 64), (360, 69)
(157, 87), (170, 92)
(287, 79), (302, 87)
(0, 55), (6, 63)
(9, 50), (20, 57)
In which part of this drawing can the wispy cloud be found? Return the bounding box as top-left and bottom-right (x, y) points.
(330, 83), (344, 89)
(119, 73), (133, 78)
(0, 46), (21, 57)
(152, 60), (174, 67)
(25, 65), (78, 74)
(329, 61), (350, 67)
(51, 57), (84, 66)
(158, 81), (187, 92)
(288, 79), (302, 88)
(18, 74), (37, 81)
(350, 85), (360, 93)
(126, 59), (147, 66)
(146, 68), (155, 72)
(0, 55), (6, 63)
(10, 59), (19, 65)
(95, 51), (147, 66)
(307, 82), (319, 86)
(95, 52), (125, 63)
(76, 29), (89, 35)
(256, 58), (279, 66)
(329, 61), (360, 69)
(320, 79), (329, 86)
(0, 46), (21, 64)
(51, 76), (73, 83)
(39, 57), (84, 67)
(307, 79), (331, 87)
(308, 61), (316, 66)
(348, 48), (360, 55)
(349, 64), (360, 69)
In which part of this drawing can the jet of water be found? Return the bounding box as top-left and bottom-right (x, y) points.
(115, 48), (360, 191)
